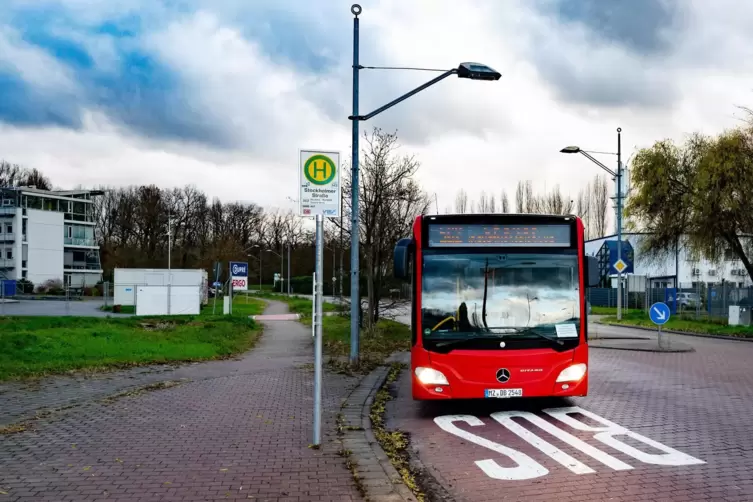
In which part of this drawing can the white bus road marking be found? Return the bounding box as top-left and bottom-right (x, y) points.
(490, 411), (631, 473)
(543, 406), (706, 467)
(434, 406), (705, 481)
(433, 415), (549, 480)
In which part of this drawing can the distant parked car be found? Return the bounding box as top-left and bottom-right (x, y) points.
(677, 292), (699, 308)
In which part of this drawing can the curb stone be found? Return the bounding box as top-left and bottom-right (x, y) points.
(597, 320), (753, 343)
(340, 364), (416, 502)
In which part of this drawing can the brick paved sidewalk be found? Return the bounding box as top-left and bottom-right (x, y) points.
(0, 300), (363, 501)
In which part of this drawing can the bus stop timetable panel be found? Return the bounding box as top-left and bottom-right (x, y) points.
(427, 223), (571, 247)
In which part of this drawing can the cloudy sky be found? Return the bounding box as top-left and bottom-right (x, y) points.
(1, 0), (752, 224)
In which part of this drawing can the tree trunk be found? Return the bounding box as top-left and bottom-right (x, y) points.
(725, 233), (753, 283)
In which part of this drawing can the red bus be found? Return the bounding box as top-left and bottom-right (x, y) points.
(393, 214), (599, 400)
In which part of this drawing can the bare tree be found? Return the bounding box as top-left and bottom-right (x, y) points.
(500, 190), (510, 213)
(488, 194), (496, 213)
(477, 191), (490, 213)
(455, 189), (469, 214)
(515, 182), (525, 213)
(524, 181), (537, 213)
(592, 174), (609, 237)
(576, 185), (591, 239)
(333, 127), (431, 327)
(540, 185), (574, 215)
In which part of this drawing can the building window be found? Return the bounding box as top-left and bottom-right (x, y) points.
(6, 224), (11, 234)
(6, 249), (12, 259)
(22, 270), (27, 279)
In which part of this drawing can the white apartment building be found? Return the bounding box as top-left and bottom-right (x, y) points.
(0, 186), (103, 288)
(586, 232), (752, 289)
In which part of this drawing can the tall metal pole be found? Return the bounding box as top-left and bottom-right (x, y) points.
(616, 127), (623, 321)
(349, 4), (362, 364)
(280, 244), (284, 293)
(167, 216), (172, 315)
(287, 242), (291, 294)
(167, 217), (172, 271)
(313, 214), (324, 445)
(339, 188), (344, 300)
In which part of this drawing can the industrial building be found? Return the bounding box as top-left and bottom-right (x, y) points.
(585, 232), (752, 289)
(0, 186), (103, 288)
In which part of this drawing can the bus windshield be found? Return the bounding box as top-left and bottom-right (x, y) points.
(421, 252), (581, 339)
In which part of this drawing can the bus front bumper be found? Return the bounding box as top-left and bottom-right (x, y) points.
(411, 366), (589, 400)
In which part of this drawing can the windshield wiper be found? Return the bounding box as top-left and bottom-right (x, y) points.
(504, 327), (565, 346)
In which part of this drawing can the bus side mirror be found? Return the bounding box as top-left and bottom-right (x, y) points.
(586, 256), (600, 287)
(394, 238), (413, 280)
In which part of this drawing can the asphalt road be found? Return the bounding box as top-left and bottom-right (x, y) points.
(386, 322), (753, 502)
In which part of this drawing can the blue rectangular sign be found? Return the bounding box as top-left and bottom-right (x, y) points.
(230, 261), (248, 277)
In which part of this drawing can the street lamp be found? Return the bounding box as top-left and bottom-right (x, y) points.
(249, 245), (261, 291)
(348, 3), (501, 364)
(560, 127), (624, 320)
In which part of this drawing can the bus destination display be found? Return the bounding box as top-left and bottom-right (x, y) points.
(428, 223), (571, 247)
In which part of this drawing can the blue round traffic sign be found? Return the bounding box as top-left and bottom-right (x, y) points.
(649, 302), (670, 325)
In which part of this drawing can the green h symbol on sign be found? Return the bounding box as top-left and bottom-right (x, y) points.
(304, 155), (336, 185)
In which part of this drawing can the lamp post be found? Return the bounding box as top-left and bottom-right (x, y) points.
(348, 3), (501, 364)
(560, 127), (624, 320)
(249, 245), (261, 291)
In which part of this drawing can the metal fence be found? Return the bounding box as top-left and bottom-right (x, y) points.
(586, 282), (753, 320)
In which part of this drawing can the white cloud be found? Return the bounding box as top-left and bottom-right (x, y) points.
(0, 0), (752, 234)
(0, 26), (78, 95)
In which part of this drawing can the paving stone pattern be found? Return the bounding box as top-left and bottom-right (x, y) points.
(0, 300), (363, 501)
(387, 324), (753, 502)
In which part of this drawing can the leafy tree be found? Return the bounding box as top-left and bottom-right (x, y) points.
(626, 127), (753, 279)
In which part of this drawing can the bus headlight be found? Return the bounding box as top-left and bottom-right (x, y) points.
(415, 367), (449, 385)
(556, 363), (587, 383)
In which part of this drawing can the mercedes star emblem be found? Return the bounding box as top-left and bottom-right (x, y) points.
(496, 368), (511, 383)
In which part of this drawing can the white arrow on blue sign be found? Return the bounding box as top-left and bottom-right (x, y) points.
(649, 302), (671, 325)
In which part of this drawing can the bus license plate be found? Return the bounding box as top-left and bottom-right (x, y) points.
(485, 388), (523, 398)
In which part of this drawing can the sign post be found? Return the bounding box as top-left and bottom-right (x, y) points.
(229, 261), (248, 316)
(649, 301), (671, 349)
(299, 148), (341, 447)
(212, 262), (222, 314)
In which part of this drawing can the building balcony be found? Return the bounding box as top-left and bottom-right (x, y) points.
(0, 207), (16, 216)
(0, 259), (15, 268)
(0, 233), (14, 242)
(64, 263), (102, 271)
(63, 213), (95, 224)
(64, 237), (97, 247)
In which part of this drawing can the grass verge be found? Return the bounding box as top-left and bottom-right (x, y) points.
(254, 293), (410, 372)
(99, 297), (266, 317)
(250, 291), (340, 315)
(300, 314), (411, 374)
(601, 311), (753, 338)
(369, 362), (424, 502)
(591, 306), (642, 316)
(0, 313), (263, 381)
